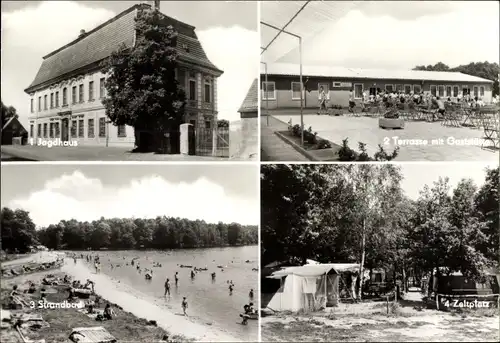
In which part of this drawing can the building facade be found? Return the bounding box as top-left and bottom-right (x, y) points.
(230, 79), (258, 159)
(25, 3), (222, 148)
(261, 63), (494, 109)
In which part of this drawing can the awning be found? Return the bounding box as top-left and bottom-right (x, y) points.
(268, 263), (360, 278)
(260, 1), (360, 64)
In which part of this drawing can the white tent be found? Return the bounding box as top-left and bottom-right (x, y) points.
(265, 262), (359, 312)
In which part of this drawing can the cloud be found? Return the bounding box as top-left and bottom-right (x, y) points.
(1, 1), (116, 128)
(9, 171), (258, 227)
(279, 1), (499, 69)
(198, 26), (258, 121)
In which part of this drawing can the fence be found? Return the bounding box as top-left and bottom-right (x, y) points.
(195, 127), (229, 158)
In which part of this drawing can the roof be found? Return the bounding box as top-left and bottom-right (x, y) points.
(25, 4), (222, 93)
(238, 79), (258, 113)
(2, 115), (27, 133)
(261, 63), (494, 83)
(69, 326), (116, 343)
(268, 263), (360, 278)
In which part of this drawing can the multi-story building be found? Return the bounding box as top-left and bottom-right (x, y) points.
(261, 63), (494, 109)
(25, 2), (223, 149)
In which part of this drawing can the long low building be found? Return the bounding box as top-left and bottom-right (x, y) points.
(260, 63), (494, 109)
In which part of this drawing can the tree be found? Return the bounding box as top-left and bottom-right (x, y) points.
(102, 7), (186, 152)
(1, 101), (17, 129)
(1, 208), (38, 253)
(217, 119), (229, 128)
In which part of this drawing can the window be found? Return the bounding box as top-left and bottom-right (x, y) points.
(78, 119), (84, 137)
(44, 95), (47, 110)
(404, 85), (412, 94)
(413, 84), (422, 94)
(453, 86), (459, 97)
(333, 82), (342, 87)
(291, 82), (302, 100)
(99, 118), (106, 137)
(79, 84), (84, 103)
(30, 99), (34, 113)
(430, 85), (437, 96)
(384, 84), (394, 93)
(318, 83), (330, 100)
(205, 121), (211, 129)
(446, 86), (452, 98)
(99, 78), (105, 98)
(204, 83), (211, 103)
(30, 124), (34, 138)
(188, 80), (196, 101)
(49, 123), (54, 138)
(354, 83), (363, 99)
(50, 93), (54, 109)
(438, 85), (444, 97)
(88, 119), (95, 138)
(89, 81), (94, 101)
(72, 86), (77, 104)
(462, 87), (470, 96)
(71, 120), (77, 137)
(63, 88), (68, 106)
(37, 124), (41, 137)
(480, 86), (485, 97)
(262, 81), (276, 100)
(117, 125), (126, 137)
(55, 123), (60, 138)
(473, 86), (478, 98)
(43, 123), (48, 138)
(38, 97), (41, 111)
(395, 84), (403, 93)
(55, 91), (59, 107)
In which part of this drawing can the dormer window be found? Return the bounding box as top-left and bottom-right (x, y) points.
(182, 44), (189, 53)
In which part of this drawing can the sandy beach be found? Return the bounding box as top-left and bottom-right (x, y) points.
(61, 258), (241, 342)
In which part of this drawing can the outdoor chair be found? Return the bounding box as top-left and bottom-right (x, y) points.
(481, 115), (499, 149)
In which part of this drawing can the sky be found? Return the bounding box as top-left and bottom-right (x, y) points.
(264, 1), (499, 70)
(1, 1), (258, 128)
(399, 162), (497, 200)
(1, 164), (259, 227)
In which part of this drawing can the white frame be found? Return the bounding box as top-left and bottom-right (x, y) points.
(261, 81), (276, 101)
(317, 82), (330, 100)
(384, 84), (395, 93)
(473, 86), (479, 98)
(188, 78), (197, 101)
(291, 81), (302, 100)
(395, 84), (403, 93)
(453, 85), (459, 97)
(479, 85), (485, 97)
(403, 84), (412, 94)
(430, 85), (437, 96)
(353, 83), (364, 99)
(204, 81), (211, 103)
(413, 84), (422, 94)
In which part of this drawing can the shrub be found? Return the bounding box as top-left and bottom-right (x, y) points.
(338, 138), (357, 161)
(303, 126), (318, 144)
(317, 139), (332, 149)
(338, 138), (400, 161)
(384, 108), (399, 119)
(374, 145), (400, 161)
(291, 124), (301, 137)
(357, 142), (371, 161)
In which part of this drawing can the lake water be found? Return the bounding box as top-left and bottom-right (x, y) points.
(77, 246), (258, 341)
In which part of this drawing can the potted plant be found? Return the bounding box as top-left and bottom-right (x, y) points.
(379, 107), (405, 129)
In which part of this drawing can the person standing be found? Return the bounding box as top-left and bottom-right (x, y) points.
(164, 278), (171, 296)
(317, 86), (327, 115)
(174, 272), (179, 286)
(181, 297), (188, 316)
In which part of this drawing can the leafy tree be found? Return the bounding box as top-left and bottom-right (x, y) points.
(1, 101), (17, 128)
(0, 208), (38, 253)
(101, 6), (186, 152)
(217, 119), (229, 128)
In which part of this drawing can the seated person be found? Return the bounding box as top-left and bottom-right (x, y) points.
(243, 304), (250, 314)
(103, 303), (114, 320)
(28, 283), (36, 294)
(87, 304), (95, 314)
(11, 285), (20, 296)
(248, 302), (254, 313)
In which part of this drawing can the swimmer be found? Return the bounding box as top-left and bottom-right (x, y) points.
(181, 297), (188, 316)
(164, 278), (171, 296)
(229, 283), (234, 294)
(249, 289), (254, 299)
(175, 272), (179, 286)
(191, 270), (195, 278)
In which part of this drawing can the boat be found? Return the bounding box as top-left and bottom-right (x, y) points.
(179, 265), (193, 268)
(217, 265), (227, 269)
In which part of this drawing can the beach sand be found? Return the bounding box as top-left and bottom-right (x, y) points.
(61, 259), (241, 342)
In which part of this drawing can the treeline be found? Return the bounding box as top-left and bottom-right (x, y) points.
(413, 61), (500, 96)
(0, 209), (257, 252)
(261, 165), (498, 297)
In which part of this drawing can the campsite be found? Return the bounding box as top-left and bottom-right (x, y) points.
(260, 164), (499, 342)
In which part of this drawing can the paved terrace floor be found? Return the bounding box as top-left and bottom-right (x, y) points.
(0, 145), (229, 161)
(271, 109), (499, 161)
(261, 115), (308, 161)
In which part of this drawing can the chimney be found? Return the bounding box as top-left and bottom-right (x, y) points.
(79, 29), (86, 37)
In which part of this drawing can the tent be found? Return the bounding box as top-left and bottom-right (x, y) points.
(430, 267), (500, 296)
(264, 262), (359, 312)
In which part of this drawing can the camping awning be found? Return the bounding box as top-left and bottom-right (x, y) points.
(260, 1), (360, 64)
(268, 263), (360, 278)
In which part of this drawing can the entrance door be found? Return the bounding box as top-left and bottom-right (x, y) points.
(61, 119), (69, 141)
(188, 125), (196, 155)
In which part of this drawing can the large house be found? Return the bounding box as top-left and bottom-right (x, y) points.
(25, 2), (223, 150)
(261, 63), (494, 109)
